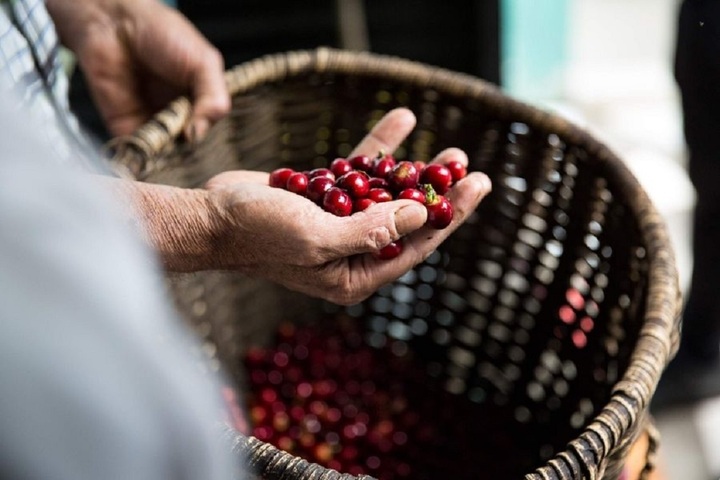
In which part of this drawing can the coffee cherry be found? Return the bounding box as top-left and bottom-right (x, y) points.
(375, 240), (403, 260)
(330, 158), (353, 177)
(388, 161), (420, 192)
(308, 168), (336, 181)
(349, 155), (374, 172)
(368, 177), (390, 189)
(420, 164), (453, 195)
(267, 157), (459, 262)
(427, 196), (453, 229)
(307, 176), (334, 203)
(397, 188), (426, 204)
(367, 188), (393, 203)
(336, 171), (370, 198)
(353, 198), (376, 213)
(270, 168), (295, 188)
(286, 172), (309, 196)
(445, 160), (467, 183)
(323, 187), (353, 217)
(424, 184), (453, 229)
(243, 320), (498, 479)
(372, 156), (396, 179)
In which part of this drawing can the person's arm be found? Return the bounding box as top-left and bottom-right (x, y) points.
(45, 1), (492, 305)
(105, 179), (227, 272)
(106, 109), (492, 306)
(0, 96), (238, 480)
(45, 0), (229, 140)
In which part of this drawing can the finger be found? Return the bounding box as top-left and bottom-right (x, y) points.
(76, 32), (152, 136)
(319, 200), (428, 259)
(352, 171), (492, 285)
(257, 259), (360, 305)
(205, 170), (270, 189)
(97, 83), (152, 137)
(349, 108), (417, 158)
(185, 48), (231, 141)
(431, 147), (469, 168)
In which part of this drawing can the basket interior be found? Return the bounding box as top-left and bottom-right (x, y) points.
(147, 68), (651, 478)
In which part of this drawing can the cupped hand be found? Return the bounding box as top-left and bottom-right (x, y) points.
(47, 0), (229, 139)
(205, 109), (492, 305)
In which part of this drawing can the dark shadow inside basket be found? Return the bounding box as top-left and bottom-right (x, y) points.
(148, 70), (649, 478)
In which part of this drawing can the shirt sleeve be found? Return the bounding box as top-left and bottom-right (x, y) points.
(0, 94), (241, 480)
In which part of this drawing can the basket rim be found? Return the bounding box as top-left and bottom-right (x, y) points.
(111, 47), (682, 480)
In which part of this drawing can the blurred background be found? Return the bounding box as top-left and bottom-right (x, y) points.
(504, 2), (714, 478)
(68, 0), (714, 478)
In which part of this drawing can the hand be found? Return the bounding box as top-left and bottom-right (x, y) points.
(205, 109), (492, 305)
(47, 0), (229, 139)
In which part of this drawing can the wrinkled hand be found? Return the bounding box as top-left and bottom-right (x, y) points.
(47, 0), (229, 139)
(205, 109), (492, 305)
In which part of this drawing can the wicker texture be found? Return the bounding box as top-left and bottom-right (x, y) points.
(110, 48), (682, 480)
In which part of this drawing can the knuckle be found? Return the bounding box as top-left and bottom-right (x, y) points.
(329, 280), (369, 307)
(366, 226), (392, 251)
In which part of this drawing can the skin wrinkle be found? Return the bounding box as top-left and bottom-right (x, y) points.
(367, 226), (392, 251)
(221, 184), (328, 268)
(76, 21), (147, 134)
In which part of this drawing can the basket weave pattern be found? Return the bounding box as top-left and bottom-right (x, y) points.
(111, 48), (681, 480)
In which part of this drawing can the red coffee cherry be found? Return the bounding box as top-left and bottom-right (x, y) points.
(270, 168), (295, 188)
(372, 156), (396, 179)
(353, 198), (376, 213)
(308, 168), (336, 181)
(336, 171), (370, 199)
(286, 172), (309, 196)
(349, 155), (374, 172)
(388, 161), (420, 192)
(323, 187), (353, 217)
(397, 188), (426, 203)
(368, 177), (390, 189)
(420, 164), (453, 195)
(424, 184), (453, 229)
(367, 188), (393, 203)
(445, 160), (467, 183)
(307, 176), (335, 203)
(375, 240), (403, 260)
(330, 158), (353, 177)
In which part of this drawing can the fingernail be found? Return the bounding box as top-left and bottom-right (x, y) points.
(395, 203), (427, 235)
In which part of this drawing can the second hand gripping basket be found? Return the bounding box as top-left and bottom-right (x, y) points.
(110, 48), (682, 480)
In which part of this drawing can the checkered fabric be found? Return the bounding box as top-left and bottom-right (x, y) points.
(0, 0), (99, 169)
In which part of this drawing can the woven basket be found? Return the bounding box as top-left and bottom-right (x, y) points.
(109, 48), (682, 480)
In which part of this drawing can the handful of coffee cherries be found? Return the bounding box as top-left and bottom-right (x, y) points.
(269, 152), (467, 259)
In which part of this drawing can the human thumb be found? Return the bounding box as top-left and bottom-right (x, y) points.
(332, 200), (427, 257)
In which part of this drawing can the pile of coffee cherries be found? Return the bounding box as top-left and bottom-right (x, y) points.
(242, 319), (514, 479)
(269, 153), (467, 259)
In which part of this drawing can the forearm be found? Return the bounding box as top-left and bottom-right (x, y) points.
(101, 177), (229, 272)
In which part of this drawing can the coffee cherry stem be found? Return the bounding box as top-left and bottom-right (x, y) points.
(423, 183), (438, 205)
